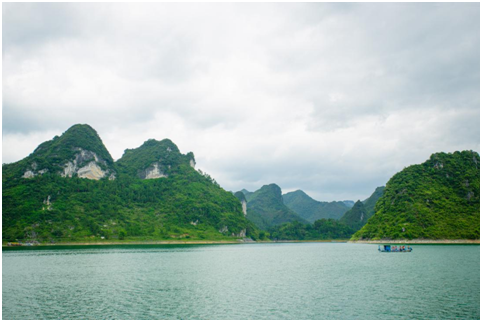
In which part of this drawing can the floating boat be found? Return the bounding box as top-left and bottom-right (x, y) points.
(378, 245), (412, 252)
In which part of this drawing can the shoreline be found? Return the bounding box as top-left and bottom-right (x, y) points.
(2, 239), (348, 247)
(3, 240), (243, 247)
(3, 239), (479, 247)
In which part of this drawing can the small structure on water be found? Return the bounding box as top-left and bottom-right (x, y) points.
(379, 245), (412, 252)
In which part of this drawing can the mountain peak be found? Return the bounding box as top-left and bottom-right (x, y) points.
(339, 200), (368, 230)
(137, 138), (181, 153)
(283, 190), (349, 223)
(8, 124), (116, 181)
(117, 138), (195, 179)
(353, 150), (480, 241)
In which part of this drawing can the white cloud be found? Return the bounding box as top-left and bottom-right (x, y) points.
(2, 3), (479, 201)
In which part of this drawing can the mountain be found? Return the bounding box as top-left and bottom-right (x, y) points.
(362, 186), (385, 217)
(342, 200), (355, 208)
(3, 124), (117, 181)
(116, 138), (196, 179)
(337, 186), (385, 231)
(243, 184), (308, 230)
(3, 124), (258, 243)
(282, 190), (350, 223)
(234, 191), (247, 216)
(241, 189), (255, 202)
(352, 151), (480, 241)
(339, 200), (368, 230)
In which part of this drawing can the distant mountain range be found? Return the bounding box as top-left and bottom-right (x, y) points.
(282, 190), (351, 223)
(3, 124), (479, 243)
(236, 184), (308, 230)
(338, 187), (385, 230)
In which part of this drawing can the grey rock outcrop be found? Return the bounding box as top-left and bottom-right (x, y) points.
(22, 162), (49, 179)
(140, 163), (168, 179)
(60, 148), (115, 180)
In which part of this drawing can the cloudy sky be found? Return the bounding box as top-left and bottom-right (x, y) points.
(3, 3), (480, 201)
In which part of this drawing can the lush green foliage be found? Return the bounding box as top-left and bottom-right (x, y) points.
(339, 200), (368, 230)
(243, 184), (308, 230)
(352, 151), (480, 240)
(3, 125), (258, 243)
(241, 189), (254, 202)
(116, 139), (195, 179)
(234, 191), (246, 203)
(283, 190), (350, 223)
(362, 186), (385, 217)
(3, 124), (115, 180)
(268, 219), (355, 240)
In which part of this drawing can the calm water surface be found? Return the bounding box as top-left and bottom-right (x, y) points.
(2, 243), (480, 319)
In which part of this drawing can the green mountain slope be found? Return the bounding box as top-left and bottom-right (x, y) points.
(233, 191), (248, 216)
(3, 124), (116, 181)
(244, 184), (308, 230)
(116, 139), (195, 179)
(352, 151), (480, 241)
(3, 125), (258, 243)
(339, 200), (368, 230)
(362, 186), (385, 217)
(282, 190), (350, 223)
(241, 189), (255, 202)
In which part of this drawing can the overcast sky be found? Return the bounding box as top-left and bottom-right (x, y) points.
(3, 3), (480, 202)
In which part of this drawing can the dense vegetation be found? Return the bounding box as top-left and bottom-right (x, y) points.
(116, 138), (195, 179)
(352, 151), (480, 240)
(241, 184), (308, 230)
(268, 219), (355, 240)
(282, 190), (350, 222)
(362, 186), (384, 217)
(339, 200), (368, 230)
(3, 125), (259, 243)
(3, 124), (115, 180)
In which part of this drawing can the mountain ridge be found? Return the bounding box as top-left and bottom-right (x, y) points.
(352, 151), (480, 241)
(282, 190), (350, 223)
(239, 184), (308, 230)
(3, 124), (259, 243)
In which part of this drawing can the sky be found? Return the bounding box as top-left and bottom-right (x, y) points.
(2, 2), (480, 202)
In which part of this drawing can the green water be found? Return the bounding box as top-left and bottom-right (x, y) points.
(2, 243), (479, 319)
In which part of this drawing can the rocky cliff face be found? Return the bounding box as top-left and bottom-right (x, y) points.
(140, 163), (168, 179)
(234, 191), (248, 216)
(15, 125), (116, 181)
(22, 162), (49, 178)
(60, 148), (115, 180)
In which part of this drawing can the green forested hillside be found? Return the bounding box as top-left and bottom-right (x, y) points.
(241, 189), (254, 202)
(116, 138), (195, 179)
(243, 184), (308, 230)
(3, 125), (259, 243)
(3, 124), (116, 181)
(283, 190), (349, 222)
(362, 186), (385, 217)
(339, 200), (368, 230)
(352, 151), (480, 240)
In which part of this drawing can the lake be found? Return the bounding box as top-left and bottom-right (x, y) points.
(2, 243), (479, 319)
